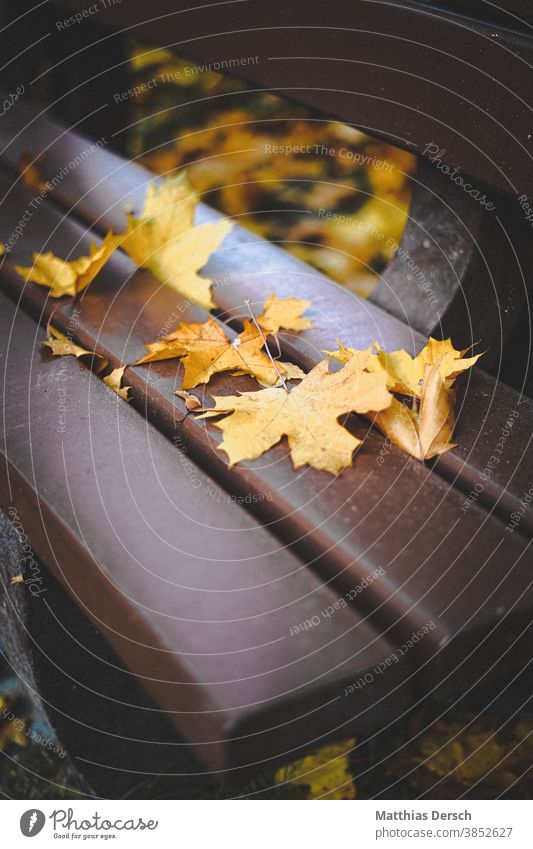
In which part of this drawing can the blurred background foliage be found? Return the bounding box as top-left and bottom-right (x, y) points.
(125, 44), (415, 298)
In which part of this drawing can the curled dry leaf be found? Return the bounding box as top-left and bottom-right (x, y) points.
(119, 174), (232, 310)
(175, 389), (201, 410)
(198, 352), (391, 474)
(256, 293), (312, 335)
(374, 369), (456, 461)
(9, 574), (25, 585)
(103, 366), (131, 401)
(328, 337), (479, 460)
(417, 363), (456, 458)
(43, 326), (107, 369)
(273, 361), (306, 383)
(15, 230), (121, 298)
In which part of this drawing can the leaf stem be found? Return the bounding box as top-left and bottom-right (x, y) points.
(244, 299), (289, 391)
(46, 301), (68, 337)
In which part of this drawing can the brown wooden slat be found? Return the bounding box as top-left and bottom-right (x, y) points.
(1, 176), (531, 678)
(0, 114), (530, 534)
(53, 0), (533, 197)
(0, 289), (409, 777)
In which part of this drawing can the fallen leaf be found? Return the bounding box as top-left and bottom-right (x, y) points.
(329, 338), (480, 397)
(9, 575), (24, 585)
(422, 337), (482, 383)
(175, 389), (201, 410)
(181, 320), (303, 389)
(376, 338), (480, 397)
(257, 293), (312, 335)
(18, 151), (48, 192)
(374, 367), (456, 461)
(328, 338), (478, 460)
(0, 244), (5, 257)
(136, 316), (303, 388)
(418, 720), (504, 785)
(275, 738), (356, 799)
(417, 363), (456, 458)
(43, 326), (107, 368)
(373, 397), (421, 458)
(135, 316), (227, 364)
(15, 230), (121, 298)
(103, 366), (131, 401)
(119, 174), (232, 310)
(274, 361), (306, 382)
(199, 352), (391, 473)
(229, 362), (305, 384)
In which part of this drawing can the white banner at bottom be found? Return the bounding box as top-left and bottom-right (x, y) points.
(1, 799), (529, 847)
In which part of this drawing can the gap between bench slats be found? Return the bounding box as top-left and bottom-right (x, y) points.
(0, 175), (531, 677)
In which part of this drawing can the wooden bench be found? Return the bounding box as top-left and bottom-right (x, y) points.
(0, 0), (532, 788)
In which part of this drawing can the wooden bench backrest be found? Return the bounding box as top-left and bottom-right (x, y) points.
(53, 0), (533, 198)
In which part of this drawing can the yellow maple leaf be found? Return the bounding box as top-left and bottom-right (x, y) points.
(43, 326), (107, 369)
(103, 366), (131, 401)
(135, 316), (228, 364)
(119, 174), (232, 310)
(328, 338), (479, 461)
(199, 352), (391, 473)
(135, 316), (304, 388)
(417, 363), (456, 457)
(181, 319), (304, 389)
(15, 231), (121, 298)
(377, 338), (480, 397)
(271, 360), (306, 382)
(257, 293), (312, 335)
(275, 738), (356, 799)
